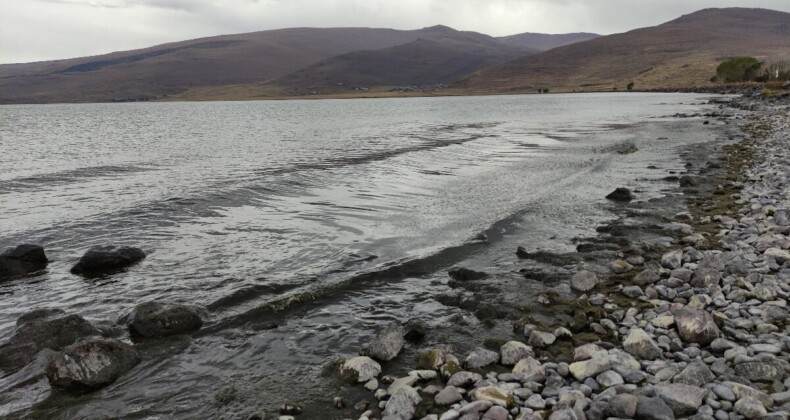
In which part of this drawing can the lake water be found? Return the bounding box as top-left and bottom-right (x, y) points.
(0, 93), (718, 418)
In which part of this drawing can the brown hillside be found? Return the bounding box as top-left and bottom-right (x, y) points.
(458, 8), (790, 93)
(0, 26), (494, 104)
(496, 32), (599, 51)
(261, 27), (534, 96)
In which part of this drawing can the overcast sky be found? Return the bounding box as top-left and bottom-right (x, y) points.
(2, 0), (789, 64)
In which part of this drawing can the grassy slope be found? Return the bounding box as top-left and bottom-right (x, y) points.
(455, 8), (790, 94)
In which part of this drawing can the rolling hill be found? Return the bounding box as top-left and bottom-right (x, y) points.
(496, 32), (599, 51)
(457, 8), (790, 94)
(259, 27), (534, 96)
(0, 26), (524, 104)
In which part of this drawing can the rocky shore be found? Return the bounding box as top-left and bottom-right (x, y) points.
(327, 94), (790, 420)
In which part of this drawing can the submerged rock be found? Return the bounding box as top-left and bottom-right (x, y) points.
(47, 338), (140, 393)
(70, 245), (146, 275)
(0, 309), (100, 373)
(361, 322), (405, 361)
(448, 267), (488, 282)
(127, 301), (203, 338)
(606, 187), (635, 202)
(0, 244), (48, 280)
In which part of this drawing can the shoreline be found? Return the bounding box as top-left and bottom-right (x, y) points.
(331, 94), (790, 420)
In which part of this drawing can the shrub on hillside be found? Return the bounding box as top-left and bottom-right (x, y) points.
(715, 57), (762, 83)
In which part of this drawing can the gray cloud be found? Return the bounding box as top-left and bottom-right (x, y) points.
(2, 0), (789, 63)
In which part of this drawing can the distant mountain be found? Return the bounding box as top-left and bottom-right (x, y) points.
(496, 32), (599, 51)
(0, 26), (526, 104)
(262, 27), (534, 96)
(457, 8), (790, 93)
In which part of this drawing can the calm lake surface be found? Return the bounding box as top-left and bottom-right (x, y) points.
(0, 93), (718, 418)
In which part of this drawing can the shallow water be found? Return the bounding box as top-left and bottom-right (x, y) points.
(0, 93), (720, 418)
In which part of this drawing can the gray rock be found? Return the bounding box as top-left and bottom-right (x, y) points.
(608, 393), (638, 418)
(733, 397), (767, 419)
(361, 322), (405, 361)
(571, 270), (599, 292)
(0, 309), (99, 373)
(525, 394), (546, 409)
(340, 356), (381, 382)
(734, 361), (784, 382)
(724, 381), (774, 409)
(635, 396), (675, 420)
(512, 357), (546, 383)
(500, 341), (532, 366)
(382, 385), (421, 419)
(70, 245), (146, 275)
(634, 268), (661, 285)
(458, 400), (493, 414)
(0, 244), (48, 279)
(691, 267), (721, 288)
(528, 331), (556, 348)
(611, 260), (634, 274)
(548, 409), (579, 420)
(654, 383), (709, 416)
(622, 285), (644, 297)
(473, 386), (514, 407)
(764, 248), (790, 265)
(673, 361), (715, 387)
(661, 250), (683, 269)
(47, 338), (140, 393)
(624, 328), (662, 360)
(710, 384), (736, 401)
(596, 370), (624, 388)
(481, 406), (509, 420)
(672, 307), (720, 346)
(569, 356), (611, 381)
(127, 301), (203, 338)
(448, 371), (483, 388)
(464, 347), (499, 369)
(435, 386), (463, 405)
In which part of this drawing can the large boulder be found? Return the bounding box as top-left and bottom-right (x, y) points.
(671, 306), (720, 346)
(47, 338), (140, 393)
(0, 309), (99, 373)
(361, 322), (405, 361)
(0, 244), (48, 280)
(127, 302), (203, 338)
(70, 245), (146, 275)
